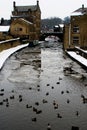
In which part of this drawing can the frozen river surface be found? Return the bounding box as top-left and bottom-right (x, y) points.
(0, 42), (87, 130)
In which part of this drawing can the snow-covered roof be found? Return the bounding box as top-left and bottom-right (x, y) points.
(16, 5), (37, 12)
(13, 18), (33, 25)
(70, 5), (87, 17)
(54, 25), (59, 28)
(71, 12), (83, 16)
(0, 26), (10, 32)
(0, 43), (28, 70)
(59, 24), (64, 28)
(20, 18), (33, 24)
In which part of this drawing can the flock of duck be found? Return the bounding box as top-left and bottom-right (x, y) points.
(0, 75), (86, 130)
(0, 46), (87, 130)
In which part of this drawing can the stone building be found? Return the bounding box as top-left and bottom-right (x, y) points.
(10, 1), (41, 40)
(10, 18), (34, 39)
(63, 5), (87, 50)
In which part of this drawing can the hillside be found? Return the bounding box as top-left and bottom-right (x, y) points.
(41, 17), (63, 31)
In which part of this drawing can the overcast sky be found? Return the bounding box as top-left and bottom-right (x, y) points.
(0, 0), (87, 20)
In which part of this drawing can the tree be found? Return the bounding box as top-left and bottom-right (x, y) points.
(63, 16), (70, 24)
(41, 17), (63, 31)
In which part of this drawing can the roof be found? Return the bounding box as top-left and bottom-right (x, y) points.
(15, 5), (37, 12)
(19, 18), (33, 24)
(71, 12), (83, 16)
(0, 26), (10, 32)
(13, 1), (41, 13)
(71, 5), (87, 16)
(74, 7), (87, 13)
(11, 18), (33, 26)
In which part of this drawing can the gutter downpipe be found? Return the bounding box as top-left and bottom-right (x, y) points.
(69, 24), (71, 48)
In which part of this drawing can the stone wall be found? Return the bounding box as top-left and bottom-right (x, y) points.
(0, 38), (21, 52)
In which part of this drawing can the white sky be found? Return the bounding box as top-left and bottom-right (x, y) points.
(0, 0), (87, 20)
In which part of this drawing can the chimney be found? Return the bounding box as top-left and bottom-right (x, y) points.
(82, 4), (85, 13)
(37, 0), (39, 6)
(13, 1), (16, 8)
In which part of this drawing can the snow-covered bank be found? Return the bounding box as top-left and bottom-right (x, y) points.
(75, 46), (87, 54)
(67, 51), (87, 68)
(0, 43), (28, 70)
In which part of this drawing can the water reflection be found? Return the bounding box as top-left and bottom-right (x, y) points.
(0, 42), (87, 130)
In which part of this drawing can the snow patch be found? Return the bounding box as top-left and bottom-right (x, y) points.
(0, 43), (28, 70)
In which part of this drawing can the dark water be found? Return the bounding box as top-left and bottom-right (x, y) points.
(0, 41), (87, 130)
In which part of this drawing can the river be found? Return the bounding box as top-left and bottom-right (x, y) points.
(0, 41), (87, 130)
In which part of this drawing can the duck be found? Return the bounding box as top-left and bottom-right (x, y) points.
(6, 102), (9, 107)
(37, 88), (40, 91)
(76, 111), (79, 116)
(3, 98), (8, 102)
(35, 102), (39, 106)
(67, 99), (70, 103)
(29, 87), (32, 90)
(54, 104), (58, 109)
(47, 123), (51, 130)
(0, 93), (4, 96)
(19, 95), (22, 98)
(37, 85), (40, 87)
(1, 89), (4, 92)
(32, 117), (37, 122)
(33, 107), (37, 112)
(83, 98), (87, 103)
(26, 104), (32, 108)
(57, 113), (62, 118)
(10, 95), (14, 99)
(36, 110), (42, 114)
(47, 84), (50, 86)
(0, 102), (3, 105)
(56, 82), (60, 84)
(42, 99), (48, 103)
(66, 90), (69, 93)
(59, 77), (62, 80)
(19, 98), (22, 102)
(46, 92), (49, 96)
(81, 95), (87, 103)
(61, 91), (64, 94)
(53, 100), (56, 105)
(51, 86), (54, 89)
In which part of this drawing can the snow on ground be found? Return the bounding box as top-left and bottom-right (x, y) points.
(0, 43), (28, 70)
(67, 51), (87, 67)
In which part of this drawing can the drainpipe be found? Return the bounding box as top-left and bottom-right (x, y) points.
(69, 24), (71, 48)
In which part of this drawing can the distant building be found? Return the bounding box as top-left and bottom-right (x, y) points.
(63, 5), (87, 50)
(10, 18), (34, 39)
(54, 25), (61, 32)
(10, 1), (41, 40)
(0, 18), (11, 41)
(0, 26), (10, 40)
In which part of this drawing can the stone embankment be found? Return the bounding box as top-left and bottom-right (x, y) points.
(0, 38), (21, 52)
(66, 47), (87, 69)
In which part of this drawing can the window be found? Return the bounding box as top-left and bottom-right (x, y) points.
(15, 28), (22, 31)
(73, 36), (79, 45)
(19, 28), (22, 31)
(73, 26), (79, 33)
